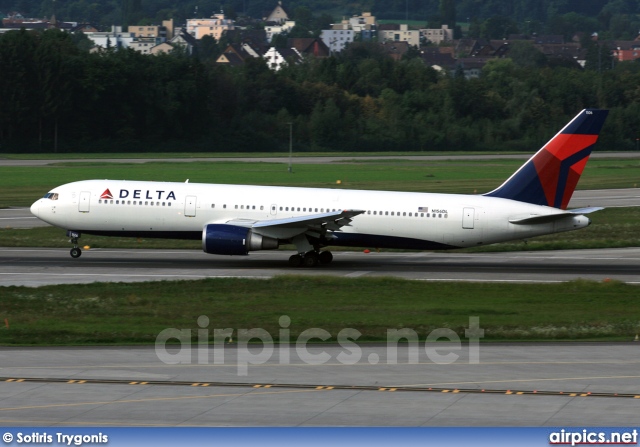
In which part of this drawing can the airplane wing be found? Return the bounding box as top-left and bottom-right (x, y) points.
(221, 210), (366, 240)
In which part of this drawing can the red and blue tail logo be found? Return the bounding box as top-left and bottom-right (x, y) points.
(484, 109), (608, 209)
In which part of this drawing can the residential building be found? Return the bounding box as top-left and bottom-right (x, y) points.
(264, 1), (289, 24)
(263, 47), (302, 71)
(420, 24), (453, 44)
(456, 58), (490, 79)
(321, 27), (355, 54)
(216, 42), (264, 66)
(150, 42), (175, 55)
(86, 26), (136, 49)
(288, 38), (330, 58)
(170, 29), (197, 55)
(186, 13), (234, 40)
(128, 39), (157, 54)
(611, 40), (640, 62)
(381, 41), (410, 61)
(379, 24), (420, 47)
(265, 20), (295, 42)
(128, 25), (166, 39)
(349, 12), (376, 32)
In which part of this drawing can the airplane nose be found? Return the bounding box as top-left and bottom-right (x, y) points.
(30, 200), (40, 217)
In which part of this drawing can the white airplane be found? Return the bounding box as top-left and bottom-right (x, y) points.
(30, 109), (608, 267)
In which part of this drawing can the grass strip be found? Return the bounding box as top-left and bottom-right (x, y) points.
(0, 276), (637, 345)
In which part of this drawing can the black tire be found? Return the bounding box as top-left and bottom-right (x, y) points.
(288, 254), (302, 267)
(318, 251), (333, 264)
(70, 247), (82, 258)
(302, 252), (319, 267)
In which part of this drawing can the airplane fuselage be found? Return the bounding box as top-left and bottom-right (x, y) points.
(30, 179), (590, 251)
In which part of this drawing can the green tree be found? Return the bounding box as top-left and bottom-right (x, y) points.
(440, 0), (457, 28)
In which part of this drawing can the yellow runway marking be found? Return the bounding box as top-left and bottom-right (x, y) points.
(0, 388), (323, 413)
(396, 375), (640, 388)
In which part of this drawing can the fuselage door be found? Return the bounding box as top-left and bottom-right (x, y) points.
(462, 207), (475, 229)
(185, 196), (197, 217)
(270, 204), (278, 216)
(79, 191), (91, 213)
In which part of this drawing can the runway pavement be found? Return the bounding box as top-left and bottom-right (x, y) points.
(0, 343), (638, 426)
(0, 208), (49, 228)
(1, 247), (639, 286)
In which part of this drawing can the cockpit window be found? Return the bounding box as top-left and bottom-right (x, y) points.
(43, 193), (59, 200)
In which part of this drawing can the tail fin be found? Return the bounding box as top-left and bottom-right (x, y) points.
(484, 109), (608, 209)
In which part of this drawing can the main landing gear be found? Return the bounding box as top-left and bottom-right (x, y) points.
(288, 250), (333, 268)
(67, 230), (82, 258)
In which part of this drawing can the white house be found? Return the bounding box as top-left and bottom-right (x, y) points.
(265, 20), (295, 42)
(263, 47), (302, 71)
(86, 26), (136, 49)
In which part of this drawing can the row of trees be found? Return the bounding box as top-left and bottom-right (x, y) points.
(1, 28), (640, 153)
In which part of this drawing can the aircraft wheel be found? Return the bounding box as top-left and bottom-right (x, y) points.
(302, 252), (319, 267)
(302, 252), (318, 267)
(70, 247), (82, 258)
(288, 254), (303, 267)
(318, 251), (333, 264)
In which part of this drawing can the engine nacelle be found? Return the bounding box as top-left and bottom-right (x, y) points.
(202, 224), (279, 255)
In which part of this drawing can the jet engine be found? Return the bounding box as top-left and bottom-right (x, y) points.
(202, 224), (279, 255)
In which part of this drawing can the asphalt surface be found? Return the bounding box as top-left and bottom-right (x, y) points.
(1, 247), (639, 286)
(0, 343), (638, 426)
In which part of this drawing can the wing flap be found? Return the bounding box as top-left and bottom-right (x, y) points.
(252, 209), (365, 239)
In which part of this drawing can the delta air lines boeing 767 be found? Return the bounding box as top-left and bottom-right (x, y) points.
(30, 109), (608, 267)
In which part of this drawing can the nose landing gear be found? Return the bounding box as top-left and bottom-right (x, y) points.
(67, 230), (82, 258)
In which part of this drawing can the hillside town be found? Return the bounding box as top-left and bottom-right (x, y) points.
(2, 2), (639, 78)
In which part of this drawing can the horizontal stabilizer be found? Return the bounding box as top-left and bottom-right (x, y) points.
(566, 206), (604, 214)
(509, 207), (603, 225)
